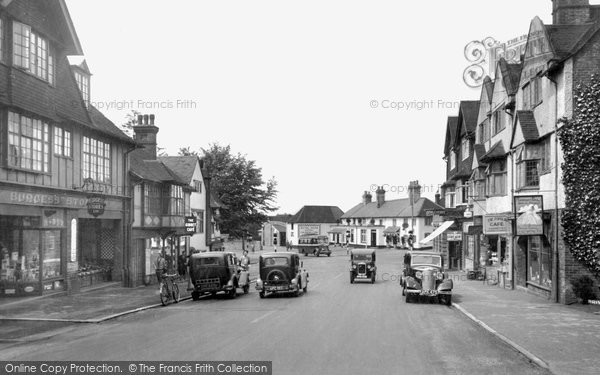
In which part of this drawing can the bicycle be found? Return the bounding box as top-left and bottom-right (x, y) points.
(159, 273), (180, 306)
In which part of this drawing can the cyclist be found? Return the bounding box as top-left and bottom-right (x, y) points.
(155, 252), (168, 292)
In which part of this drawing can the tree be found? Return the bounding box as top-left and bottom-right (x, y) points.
(200, 144), (278, 248)
(559, 74), (600, 278)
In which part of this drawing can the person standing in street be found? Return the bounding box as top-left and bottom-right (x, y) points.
(154, 252), (167, 291)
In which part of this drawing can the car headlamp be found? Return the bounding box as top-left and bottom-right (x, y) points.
(415, 271), (422, 279)
(437, 272), (444, 280)
(352, 264), (357, 269)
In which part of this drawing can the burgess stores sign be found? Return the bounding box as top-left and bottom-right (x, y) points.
(0, 189), (119, 212)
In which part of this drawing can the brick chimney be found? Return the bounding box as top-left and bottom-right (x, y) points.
(408, 180), (421, 203)
(376, 186), (386, 208)
(553, 0), (591, 24)
(362, 191), (373, 205)
(132, 114), (159, 160)
(435, 189), (442, 206)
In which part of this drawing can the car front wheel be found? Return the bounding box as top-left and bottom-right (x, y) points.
(259, 291), (265, 299)
(405, 293), (412, 303)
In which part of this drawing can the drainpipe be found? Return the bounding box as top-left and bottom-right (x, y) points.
(546, 63), (561, 304)
(122, 144), (139, 288)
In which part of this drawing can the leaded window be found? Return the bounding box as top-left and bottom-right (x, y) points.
(83, 136), (111, 183)
(7, 112), (50, 172)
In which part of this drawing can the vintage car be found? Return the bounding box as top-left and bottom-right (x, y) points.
(400, 251), (453, 305)
(255, 252), (308, 298)
(349, 249), (376, 284)
(297, 235), (331, 257)
(188, 251), (250, 300)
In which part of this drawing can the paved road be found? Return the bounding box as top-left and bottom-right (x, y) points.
(0, 248), (548, 375)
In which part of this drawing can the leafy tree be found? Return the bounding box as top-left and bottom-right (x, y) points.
(197, 144), (278, 248)
(559, 74), (600, 278)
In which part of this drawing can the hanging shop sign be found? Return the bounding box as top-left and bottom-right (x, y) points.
(514, 195), (544, 235)
(447, 231), (463, 241)
(185, 216), (197, 233)
(86, 195), (106, 217)
(483, 214), (512, 235)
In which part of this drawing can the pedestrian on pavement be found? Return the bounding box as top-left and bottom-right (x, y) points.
(154, 252), (167, 291)
(178, 252), (187, 277)
(240, 250), (250, 271)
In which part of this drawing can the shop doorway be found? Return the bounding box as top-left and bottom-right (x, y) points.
(371, 230), (377, 247)
(448, 241), (462, 270)
(78, 219), (117, 288)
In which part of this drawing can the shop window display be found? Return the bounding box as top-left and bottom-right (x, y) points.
(0, 216), (64, 295)
(527, 236), (552, 289)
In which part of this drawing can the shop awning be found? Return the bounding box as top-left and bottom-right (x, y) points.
(328, 227), (348, 234)
(383, 226), (402, 234)
(419, 221), (455, 244)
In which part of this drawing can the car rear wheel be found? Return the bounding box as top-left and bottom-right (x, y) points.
(405, 293), (412, 303)
(259, 291), (265, 299)
(441, 295), (452, 306)
(192, 291), (200, 301)
(371, 274), (375, 284)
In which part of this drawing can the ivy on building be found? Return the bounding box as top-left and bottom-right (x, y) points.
(559, 74), (600, 278)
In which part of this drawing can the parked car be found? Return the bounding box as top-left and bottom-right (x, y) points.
(297, 235), (331, 257)
(255, 252), (308, 298)
(188, 252), (250, 300)
(400, 251), (453, 305)
(349, 249), (376, 284)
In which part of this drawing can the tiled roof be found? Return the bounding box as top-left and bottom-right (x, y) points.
(481, 141), (507, 162)
(545, 23), (595, 59)
(272, 223), (286, 232)
(474, 144), (487, 164)
(342, 198), (443, 219)
(158, 156), (200, 184)
(498, 58), (522, 96)
(130, 154), (187, 185)
(88, 106), (136, 143)
(515, 110), (540, 142)
(444, 117), (459, 155)
(459, 101), (480, 135)
(483, 77), (494, 104)
(270, 214), (293, 222)
(289, 206), (344, 224)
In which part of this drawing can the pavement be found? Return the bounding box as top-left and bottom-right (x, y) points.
(0, 245), (599, 375)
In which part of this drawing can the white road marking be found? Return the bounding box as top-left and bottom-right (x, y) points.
(251, 310), (277, 324)
(333, 272), (344, 280)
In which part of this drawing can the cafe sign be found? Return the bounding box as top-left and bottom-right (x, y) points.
(185, 216), (197, 233)
(483, 214), (511, 235)
(299, 224), (320, 236)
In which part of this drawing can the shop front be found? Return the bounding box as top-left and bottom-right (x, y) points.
(0, 185), (127, 297)
(481, 213), (513, 288)
(513, 196), (551, 298)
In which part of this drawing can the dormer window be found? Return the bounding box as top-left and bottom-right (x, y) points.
(74, 70), (90, 108)
(12, 21), (54, 84)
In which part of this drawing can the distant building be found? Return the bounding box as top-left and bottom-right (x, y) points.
(261, 214), (292, 247)
(335, 183), (442, 249)
(286, 206), (344, 246)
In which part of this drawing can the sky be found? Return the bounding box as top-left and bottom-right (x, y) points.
(64, 0), (566, 215)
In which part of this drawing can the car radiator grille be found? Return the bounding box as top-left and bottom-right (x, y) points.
(358, 264), (367, 274)
(196, 278), (220, 289)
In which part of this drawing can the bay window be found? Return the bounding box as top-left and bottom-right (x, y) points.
(470, 168), (486, 200)
(450, 150), (456, 170)
(486, 159), (507, 196)
(7, 112), (50, 172)
(516, 144), (542, 189)
(144, 183), (161, 216)
(461, 138), (470, 160)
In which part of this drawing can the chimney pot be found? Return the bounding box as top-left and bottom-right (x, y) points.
(137, 114), (143, 125)
(150, 114), (155, 125)
(143, 114), (149, 125)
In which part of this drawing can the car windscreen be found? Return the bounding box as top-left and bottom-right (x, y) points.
(411, 255), (441, 267)
(353, 254), (372, 261)
(262, 257), (289, 266)
(196, 257), (225, 266)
